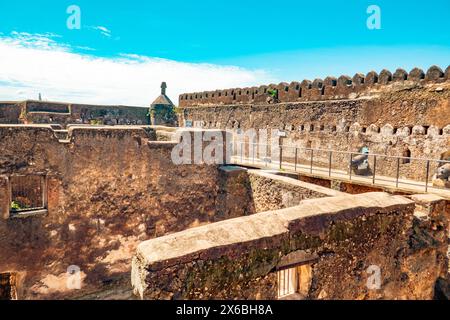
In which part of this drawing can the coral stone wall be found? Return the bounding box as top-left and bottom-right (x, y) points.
(182, 79), (450, 182)
(132, 192), (449, 300)
(0, 125), (229, 299)
(179, 65), (449, 107)
(0, 125), (344, 299)
(132, 192), (433, 300)
(0, 103), (22, 124)
(245, 170), (344, 212)
(216, 167), (345, 218)
(0, 100), (150, 126)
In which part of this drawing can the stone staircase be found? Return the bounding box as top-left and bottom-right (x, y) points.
(53, 129), (71, 143)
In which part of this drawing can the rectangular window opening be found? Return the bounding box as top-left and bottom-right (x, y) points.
(0, 272), (17, 300)
(10, 175), (46, 215)
(277, 264), (312, 299)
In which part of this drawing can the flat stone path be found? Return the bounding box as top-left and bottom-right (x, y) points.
(232, 156), (450, 199)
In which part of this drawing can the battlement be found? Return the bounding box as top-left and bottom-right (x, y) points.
(179, 65), (450, 107)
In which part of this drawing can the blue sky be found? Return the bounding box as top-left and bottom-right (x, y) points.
(0, 0), (448, 105)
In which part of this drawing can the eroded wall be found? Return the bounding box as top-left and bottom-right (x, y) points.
(132, 192), (449, 300)
(182, 78), (450, 182)
(0, 125), (345, 299)
(179, 65), (449, 107)
(0, 125), (227, 299)
(132, 193), (416, 299)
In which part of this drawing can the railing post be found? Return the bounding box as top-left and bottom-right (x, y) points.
(310, 149), (314, 174)
(396, 158), (400, 188)
(349, 153), (353, 180)
(294, 148), (298, 172)
(372, 155), (377, 184)
(252, 143), (255, 164)
(328, 151), (332, 177)
(425, 160), (430, 192)
(279, 146), (283, 170)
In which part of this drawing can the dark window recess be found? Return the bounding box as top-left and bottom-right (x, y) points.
(402, 149), (411, 164)
(10, 175), (45, 213)
(0, 273), (17, 300)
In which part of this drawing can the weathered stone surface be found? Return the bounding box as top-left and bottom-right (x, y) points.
(132, 192), (429, 300)
(179, 66), (447, 107)
(378, 69), (392, 84)
(0, 126), (230, 299)
(426, 65), (444, 81)
(0, 100), (150, 126)
(393, 68), (408, 81)
(181, 81), (450, 182)
(409, 68), (425, 81)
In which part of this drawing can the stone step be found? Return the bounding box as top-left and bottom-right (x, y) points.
(53, 129), (70, 141)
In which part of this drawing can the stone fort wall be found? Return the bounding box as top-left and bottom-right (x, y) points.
(132, 192), (449, 300)
(0, 125), (342, 299)
(179, 65), (449, 107)
(0, 126), (222, 298)
(179, 65), (450, 183)
(0, 100), (150, 127)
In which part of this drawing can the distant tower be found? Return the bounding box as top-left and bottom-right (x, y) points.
(149, 82), (176, 126)
(38, 93), (42, 101)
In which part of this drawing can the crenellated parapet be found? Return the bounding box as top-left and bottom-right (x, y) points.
(179, 65), (449, 107)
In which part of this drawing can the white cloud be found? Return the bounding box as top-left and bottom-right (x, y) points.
(0, 32), (275, 106)
(90, 26), (112, 38)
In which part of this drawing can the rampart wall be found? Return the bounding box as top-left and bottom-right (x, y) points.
(179, 65), (449, 107)
(181, 66), (450, 183)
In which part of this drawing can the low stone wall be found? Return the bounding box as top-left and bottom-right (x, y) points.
(246, 170), (344, 212)
(215, 167), (345, 218)
(132, 192), (444, 300)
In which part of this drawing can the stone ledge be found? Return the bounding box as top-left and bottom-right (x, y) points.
(9, 209), (48, 219)
(135, 192), (414, 272)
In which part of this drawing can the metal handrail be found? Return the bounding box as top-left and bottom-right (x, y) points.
(241, 141), (450, 164)
(233, 141), (450, 192)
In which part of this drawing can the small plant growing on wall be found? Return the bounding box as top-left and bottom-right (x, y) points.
(267, 89), (279, 104)
(10, 200), (26, 211)
(90, 119), (103, 125)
